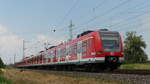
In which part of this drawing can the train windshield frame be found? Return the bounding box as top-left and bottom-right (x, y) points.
(100, 31), (121, 52)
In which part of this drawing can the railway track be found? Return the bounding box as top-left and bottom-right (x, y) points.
(112, 69), (150, 75)
(27, 68), (150, 76)
(24, 69), (150, 84)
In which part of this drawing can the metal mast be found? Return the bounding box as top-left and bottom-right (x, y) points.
(68, 20), (74, 41)
(22, 40), (25, 60)
(14, 54), (16, 64)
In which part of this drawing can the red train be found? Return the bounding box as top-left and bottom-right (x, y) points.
(16, 29), (124, 71)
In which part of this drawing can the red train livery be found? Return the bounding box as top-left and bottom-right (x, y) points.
(16, 29), (124, 71)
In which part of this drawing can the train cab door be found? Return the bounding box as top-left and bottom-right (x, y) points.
(77, 41), (82, 62)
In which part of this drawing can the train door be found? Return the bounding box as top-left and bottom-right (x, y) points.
(87, 38), (95, 58)
(82, 40), (88, 59)
(77, 41), (82, 62)
(40, 55), (42, 64)
(65, 45), (69, 62)
(71, 43), (77, 61)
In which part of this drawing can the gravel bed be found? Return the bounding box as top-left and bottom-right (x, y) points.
(30, 69), (150, 84)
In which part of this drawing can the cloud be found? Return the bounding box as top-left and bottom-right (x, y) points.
(0, 25), (8, 34)
(37, 34), (65, 45)
(141, 15), (150, 29)
(0, 24), (22, 64)
(0, 25), (66, 64)
(24, 34), (66, 57)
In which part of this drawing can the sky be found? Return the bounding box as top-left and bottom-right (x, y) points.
(0, 0), (150, 64)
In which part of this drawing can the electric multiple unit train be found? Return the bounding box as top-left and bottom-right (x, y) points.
(16, 29), (124, 71)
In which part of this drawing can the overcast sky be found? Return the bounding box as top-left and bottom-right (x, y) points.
(0, 0), (150, 64)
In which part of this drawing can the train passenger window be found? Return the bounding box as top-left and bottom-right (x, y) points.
(60, 49), (65, 57)
(63, 48), (66, 56)
(56, 49), (60, 57)
(77, 43), (82, 53)
(74, 45), (77, 54)
(69, 47), (72, 55)
(59, 50), (61, 57)
(47, 52), (51, 58)
(34, 57), (36, 63)
(38, 56), (40, 63)
(82, 42), (87, 53)
(66, 48), (69, 55)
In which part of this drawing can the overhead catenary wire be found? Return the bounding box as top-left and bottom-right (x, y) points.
(89, 0), (150, 28)
(57, 0), (107, 32)
(75, 0), (131, 30)
(109, 9), (150, 31)
(74, 0), (150, 35)
(73, 0), (131, 35)
(56, 0), (79, 29)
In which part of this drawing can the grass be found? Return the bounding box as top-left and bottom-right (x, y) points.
(119, 63), (150, 70)
(0, 75), (12, 84)
(2, 68), (127, 84)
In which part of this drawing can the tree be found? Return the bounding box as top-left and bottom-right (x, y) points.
(124, 31), (148, 63)
(0, 57), (5, 68)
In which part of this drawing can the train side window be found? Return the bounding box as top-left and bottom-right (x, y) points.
(63, 48), (66, 56)
(66, 47), (69, 55)
(69, 47), (72, 55)
(59, 49), (62, 57)
(37, 56), (39, 63)
(47, 52), (51, 59)
(52, 51), (55, 58)
(74, 45), (77, 54)
(56, 49), (60, 57)
(77, 43), (82, 53)
(34, 57), (36, 63)
(82, 42), (87, 53)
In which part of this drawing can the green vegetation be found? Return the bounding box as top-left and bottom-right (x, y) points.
(0, 57), (5, 68)
(120, 63), (150, 70)
(124, 31), (148, 63)
(0, 75), (12, 84)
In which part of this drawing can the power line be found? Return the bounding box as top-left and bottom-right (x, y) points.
(72, 0), (131, 35)
(57, 0), (79, 28)
(75, 0), (131, 29)
(74, 0), (150, 35)
(110, 10), (150, 31)
(90, 1), (150, 28)
(56, 0), (107, 32)
(92, 0), (106, 11)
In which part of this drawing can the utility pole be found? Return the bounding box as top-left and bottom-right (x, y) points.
(14, 54), (16, 64)
(68, 20), (74, 41)
(22, 40), (25, 60)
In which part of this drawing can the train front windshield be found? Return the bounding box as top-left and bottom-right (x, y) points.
(100, 32), (120, 52)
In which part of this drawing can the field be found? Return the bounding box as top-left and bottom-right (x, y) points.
(0, 75), (12, 84)
(0, 69), (12, 84)
(119, 63), (150, 70)
(2, 68), (126, 84)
